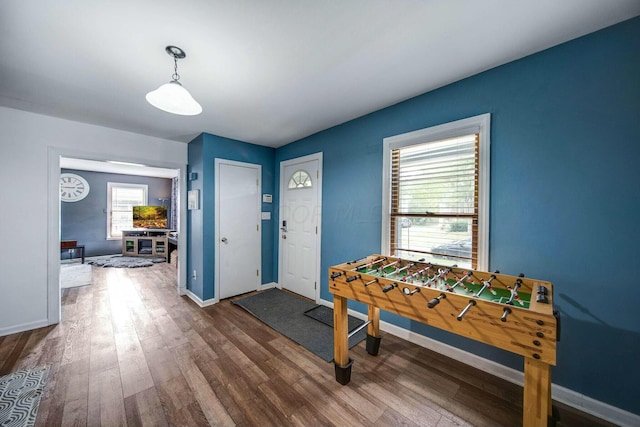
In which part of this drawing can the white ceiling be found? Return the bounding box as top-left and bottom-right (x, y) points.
(1, 1), (638, 148)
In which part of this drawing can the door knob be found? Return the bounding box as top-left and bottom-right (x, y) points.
(221, 237), (228, 244)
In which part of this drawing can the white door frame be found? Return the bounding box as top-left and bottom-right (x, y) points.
(47, 146), (187, 326)
(278, 152), (323, 302)
(214, 158), (262, 301)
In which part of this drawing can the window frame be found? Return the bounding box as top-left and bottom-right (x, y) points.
(382, 113), (490, 270)
(106, 182), (148, 239)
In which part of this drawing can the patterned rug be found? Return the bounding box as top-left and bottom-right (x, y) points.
(0, 367), (49, 427)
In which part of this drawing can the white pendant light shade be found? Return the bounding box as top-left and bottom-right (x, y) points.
(146, 80), (202, 116)
(146, 45), (202, 116)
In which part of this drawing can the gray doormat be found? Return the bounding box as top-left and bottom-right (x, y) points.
(304, 305), (364, 331)
(0, 366), (49, 427)
(232, 289), (366, 362)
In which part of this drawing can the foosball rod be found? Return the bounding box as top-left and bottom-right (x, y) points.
(347, 320), (371, 339)
(425, 267), (452, 286)
(505, 279), (522, 305)
(474, 275), (496, 298)
(408, 265), (431, 280)
(457, 300), (476, 321)
(364, 278), (379, 287)
(447, 271), (472, 291)
(428, 293), (447, 308)
(384, 263), (414, 278)
(378, 260), (400, 273)
(352, 257), (387, 271)
(382, 283), (398, 293)
(402, 286), (420, 296)
(501, 307), (512, 322)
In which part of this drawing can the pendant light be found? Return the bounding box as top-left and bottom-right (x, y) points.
(146, 45), (202, 116)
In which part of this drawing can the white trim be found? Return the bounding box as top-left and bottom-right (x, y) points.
(382, 113), (491, 270)
(185, 289), (218, 307)
(48, 146), (188, 329)
(260, 282), (277, 291)
(278, 152), (323, 303)
(319, 297), (639, 427)
(214, 158), (262, 300)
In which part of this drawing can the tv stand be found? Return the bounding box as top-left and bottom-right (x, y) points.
(122, 229), (172, 260)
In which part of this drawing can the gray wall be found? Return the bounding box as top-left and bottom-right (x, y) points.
(61, 169), (172, 258)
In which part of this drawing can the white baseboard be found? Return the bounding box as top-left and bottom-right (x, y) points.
(318, 298), (639, 427)
(0, 319), (50, 337)
(260, 282), (277, 290)
(185, 289), (218, 307)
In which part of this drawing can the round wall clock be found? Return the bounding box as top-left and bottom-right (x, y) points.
(60, 173), (90, 202)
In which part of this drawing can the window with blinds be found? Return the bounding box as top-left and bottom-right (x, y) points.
(107, 183), (148, 238)
(390, 134), (479, 268)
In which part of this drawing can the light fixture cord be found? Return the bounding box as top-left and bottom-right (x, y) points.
(172, 56), (180, 82)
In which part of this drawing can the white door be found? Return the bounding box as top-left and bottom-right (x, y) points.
(216, 160), (261, 299)
(279, 154), (322, 300)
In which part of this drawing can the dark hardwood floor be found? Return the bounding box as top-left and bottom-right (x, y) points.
(0, 263), (615, 426)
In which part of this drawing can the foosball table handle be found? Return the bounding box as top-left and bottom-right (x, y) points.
(382, 283), (397, 293)
(427, 293), (446, 308)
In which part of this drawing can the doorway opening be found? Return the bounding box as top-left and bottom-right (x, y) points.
(48, 150), (187, 326)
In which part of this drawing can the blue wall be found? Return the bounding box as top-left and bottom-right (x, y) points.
(188, 17), (640, 414)
(274, 17), (640, 414)
(61, 169), (172, 258)
(187, 133), (276, 301)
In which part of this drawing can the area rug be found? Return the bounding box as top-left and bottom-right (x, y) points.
(0, 366), (49, 427)
(232, 288), (366, 362)
(60, 263), (92, 289)
(88, 255), (165, 268)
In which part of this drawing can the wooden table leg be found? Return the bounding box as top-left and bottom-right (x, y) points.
(366, 304), (381, 355)
(523, 357), (552, 427)
(333, 295), (352, 384)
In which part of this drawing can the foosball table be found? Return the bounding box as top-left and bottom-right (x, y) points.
(329, 254), (560, 427)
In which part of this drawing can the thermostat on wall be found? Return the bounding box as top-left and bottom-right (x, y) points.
(263, 194), (272, 203)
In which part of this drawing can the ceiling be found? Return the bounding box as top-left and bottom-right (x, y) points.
(1, 1), (638, 148)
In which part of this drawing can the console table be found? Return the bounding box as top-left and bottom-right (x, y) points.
(121, 230), (172, 260)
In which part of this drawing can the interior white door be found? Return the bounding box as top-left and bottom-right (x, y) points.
(280, 157), (320, 300)
(218, 161), (260, 299)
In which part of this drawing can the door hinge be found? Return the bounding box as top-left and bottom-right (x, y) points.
(257, 224), (259, 231)
(257, 269), (260, 276)
(314, 281), (317, 290)
(315, 226), (318, 234)
(256, 179), (259, 186)
(317, 170), (319, 178)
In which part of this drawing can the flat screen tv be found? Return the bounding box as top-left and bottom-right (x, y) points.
(132, 205), (168, 229)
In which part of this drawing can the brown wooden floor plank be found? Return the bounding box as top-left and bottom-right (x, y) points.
(172, 343), (236, 426)
(0, 330), (31, 374)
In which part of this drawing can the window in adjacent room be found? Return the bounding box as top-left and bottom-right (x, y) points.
(107, 182), (148, 239)
(382, 114), (490, 270)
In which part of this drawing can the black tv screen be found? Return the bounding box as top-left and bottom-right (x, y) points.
(132, 205), (168, 229)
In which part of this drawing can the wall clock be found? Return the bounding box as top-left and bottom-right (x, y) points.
(60, 173), (90, 202)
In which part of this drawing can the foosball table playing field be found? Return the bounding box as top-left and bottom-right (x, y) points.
(329, 254), (560, 427)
